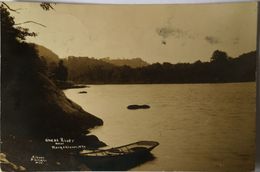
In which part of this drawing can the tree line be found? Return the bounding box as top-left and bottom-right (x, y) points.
(58, 50), (256, 84)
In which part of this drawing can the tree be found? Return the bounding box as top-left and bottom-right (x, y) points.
(54, 60), (68, 81)
(210, 50), (229, 63)
(1, 2), (53, 43)
(1, 4), (37, 49)
(1, 2), (54, 72)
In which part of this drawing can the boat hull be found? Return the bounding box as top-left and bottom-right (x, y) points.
(79, 141), (159, 170)
(80, 149), (155, 170)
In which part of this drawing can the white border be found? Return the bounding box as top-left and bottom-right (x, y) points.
(2, 0), (260, 4)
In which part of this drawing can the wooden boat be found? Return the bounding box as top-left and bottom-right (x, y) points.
(79, 141), (159, 168)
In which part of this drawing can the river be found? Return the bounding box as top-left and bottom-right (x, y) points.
(64, 82), (255, 171)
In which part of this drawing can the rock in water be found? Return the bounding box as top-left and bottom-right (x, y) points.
(78, 91), (87, 94)
(127, 105), (150, 110)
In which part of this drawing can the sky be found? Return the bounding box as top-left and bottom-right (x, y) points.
(8, 2), (257, 64)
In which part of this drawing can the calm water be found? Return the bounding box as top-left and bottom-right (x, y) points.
(64, 83), (255, 171)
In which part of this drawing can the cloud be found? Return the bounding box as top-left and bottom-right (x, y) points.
(205, 36), (220, 45)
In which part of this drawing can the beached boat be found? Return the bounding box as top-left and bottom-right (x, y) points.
(79, 141), (159, 169)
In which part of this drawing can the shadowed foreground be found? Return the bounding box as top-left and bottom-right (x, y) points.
(1, 6), (106, 170)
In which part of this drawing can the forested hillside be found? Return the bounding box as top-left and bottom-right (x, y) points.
(63, 51), (256, 84)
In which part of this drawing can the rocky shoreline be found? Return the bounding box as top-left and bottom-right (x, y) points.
(1, 51), (106, 171)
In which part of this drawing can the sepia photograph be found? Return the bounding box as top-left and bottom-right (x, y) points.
(0, 1), (257, 171)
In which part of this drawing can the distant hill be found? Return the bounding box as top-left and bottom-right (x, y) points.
(65, 56), (115, 68)
(34, 44), (60, 64)
(64, 56), (116, 83)
(101, 57), (149, 68)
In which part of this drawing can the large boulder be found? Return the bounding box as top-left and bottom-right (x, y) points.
(127, 104), (150, 110)
(1, 43), (103, 139)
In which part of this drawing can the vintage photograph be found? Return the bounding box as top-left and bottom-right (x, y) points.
(0, 1), (257, 171)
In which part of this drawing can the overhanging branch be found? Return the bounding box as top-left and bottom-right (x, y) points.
(2, 2), (21, 13)
(15, 21), (46, 28)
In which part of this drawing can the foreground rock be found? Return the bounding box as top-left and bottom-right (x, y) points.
(1, 70), (105, 170)
(2, 43), (102, 138)
(0, 153), (26, 171)
(1, 42), (104, 171)
(127, 105), (150, 110)
(2, 72), (103, 138)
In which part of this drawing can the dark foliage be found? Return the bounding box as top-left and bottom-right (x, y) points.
(53, 60), (69, 81)
(1, 4), (45, 89)
(40, 3), (54, 11)
(65, 50), (256, 84)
